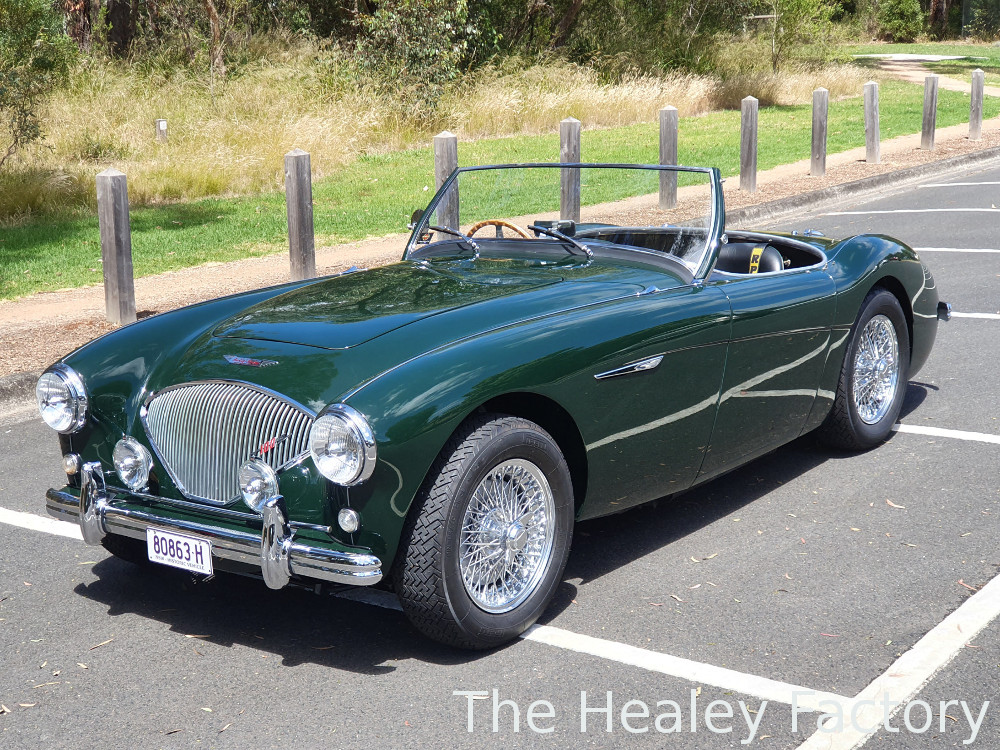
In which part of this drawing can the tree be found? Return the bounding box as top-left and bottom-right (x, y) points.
(765, 0), (837, 72)
(0, 0), (74, 168)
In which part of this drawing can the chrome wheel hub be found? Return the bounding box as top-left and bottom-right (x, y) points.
(459, 458), (555, 614)
(852, 314), (900, 425)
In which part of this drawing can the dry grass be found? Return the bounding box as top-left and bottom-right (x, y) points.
(5, 37), (874, 216)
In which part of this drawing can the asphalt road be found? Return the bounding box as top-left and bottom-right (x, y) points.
(3, 162), (1000, 749)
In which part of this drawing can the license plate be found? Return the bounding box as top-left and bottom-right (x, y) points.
(146, 528), (213, 575)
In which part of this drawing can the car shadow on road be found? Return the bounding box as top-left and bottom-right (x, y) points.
(72, 555), (542, 672)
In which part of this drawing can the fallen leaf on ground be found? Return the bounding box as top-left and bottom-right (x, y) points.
(960, 533), (972, 537)
(164, 729), (182, 735)
(184, 634), (210, 639)
(958, 579), (978, 592)
(219, 723), (232, 733)
(0, 705), (9, 714)
(18, 704), (36, 708)
(704, 553), (719, 560)
(850, 528), (861, 532)
(688, 584), (701, 589)
(886, 499), (905, 509)
(201, 707), (213, 713)
(670, 594), (684, 602)
(784, 573), (793, 580)
(89, 639), (113, 650)
(77, 663), (88, 669)
(820, 633), (840, 637)
(650, 602), (664, 607)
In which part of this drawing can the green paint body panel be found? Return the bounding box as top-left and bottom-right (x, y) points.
(50, 209), (942, 575)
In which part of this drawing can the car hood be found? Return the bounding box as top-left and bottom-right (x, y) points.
(213, 262), (561, 349)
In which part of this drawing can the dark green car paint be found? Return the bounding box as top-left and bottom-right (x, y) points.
(48, 198), (940, 576)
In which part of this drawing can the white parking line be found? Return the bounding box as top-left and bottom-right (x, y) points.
(825, 209), (1000, 216)
(894, 423), (1000, 445)
(918, 181), (1000, 188)
(915, 247), (1000, 253)
(950, 312), (1000, 320)
(522, 624), (849, 712)
(0, 506), (83, 540)
(797, 571), (1000, 750)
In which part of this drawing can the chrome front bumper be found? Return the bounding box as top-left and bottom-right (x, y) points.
(46, 462), (383, 588)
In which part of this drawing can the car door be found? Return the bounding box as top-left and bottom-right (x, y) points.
(572, 282), (733, 519)
(697, 267), (837, 481)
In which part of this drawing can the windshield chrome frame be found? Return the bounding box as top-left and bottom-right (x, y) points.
(403, 163), (724, 280)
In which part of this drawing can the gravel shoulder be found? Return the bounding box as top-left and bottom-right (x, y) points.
(4, 114), (1000, 379)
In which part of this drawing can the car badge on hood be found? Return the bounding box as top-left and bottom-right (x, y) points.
(224, 354), (278, 368)
(253, 435), (289, 459)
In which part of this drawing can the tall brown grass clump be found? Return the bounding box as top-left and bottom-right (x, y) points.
(4, 36), (872, 218)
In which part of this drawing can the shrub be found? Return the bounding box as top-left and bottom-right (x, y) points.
(876, 0), (926, 41)
(0, 0), (75, 168)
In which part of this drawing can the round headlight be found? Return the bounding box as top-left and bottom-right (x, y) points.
(36, 365), (88, 433)
(309, 404), (377, 486)
(113, 437), (153, 491)
(239, 458), (279, 513)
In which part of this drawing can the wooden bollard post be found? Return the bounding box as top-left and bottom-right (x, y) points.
(864, 81), (881, 164)
(811, 88), (829, 177)
(740, 96), (758, 193)
(433, 131), (459, 230)
(96, 168), (136, 326)
(560, 117), (581, 222)
(971, 69), (985, 141)
(155, 119), (167, 143)
(659, 106), (678, 209)
(921, 75), (939, 150)
(284, 149), (316, 281)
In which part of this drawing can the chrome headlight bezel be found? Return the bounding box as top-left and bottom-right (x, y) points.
(112, 437), (153, 491)
(36, 364), (88, 434)
(309, 404), (377, 486)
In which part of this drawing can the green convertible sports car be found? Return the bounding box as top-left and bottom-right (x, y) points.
(38, 164), (949, 648)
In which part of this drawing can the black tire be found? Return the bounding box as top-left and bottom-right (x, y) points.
(393, 414), (574, 649)
(820, 288), (910, 450)
(101, 533), (151, 566)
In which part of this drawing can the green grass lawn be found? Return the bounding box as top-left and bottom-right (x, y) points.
(2, 80), (996, 301)
(844, 41), (1000, 63)
(922, 59), (1000, 86)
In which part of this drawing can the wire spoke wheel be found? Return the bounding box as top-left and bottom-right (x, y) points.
(459, 458), (555, 614)
(851, 314), (900, 425)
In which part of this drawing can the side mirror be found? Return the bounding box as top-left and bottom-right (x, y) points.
(408, 209), (424, 230)
(551, 219), (576, 237)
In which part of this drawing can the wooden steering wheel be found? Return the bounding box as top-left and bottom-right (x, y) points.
(466, 219), (531, 239)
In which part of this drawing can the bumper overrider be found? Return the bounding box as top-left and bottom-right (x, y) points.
(46, 462), (383, 589)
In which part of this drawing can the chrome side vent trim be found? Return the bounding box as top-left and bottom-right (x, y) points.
(142, 381), (314, 505)
(594, 355), (664, 381)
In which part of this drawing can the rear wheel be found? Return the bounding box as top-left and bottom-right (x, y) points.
(394, 414), (574, 649)
(820, 288), (909, 450)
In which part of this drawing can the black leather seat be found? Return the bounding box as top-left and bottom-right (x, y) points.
(714, 242), (784, 274)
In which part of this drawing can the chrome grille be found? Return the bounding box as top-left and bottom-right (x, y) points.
(142, 381), (314, 505)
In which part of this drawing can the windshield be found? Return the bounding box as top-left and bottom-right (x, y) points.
(405, 164), (721, 277)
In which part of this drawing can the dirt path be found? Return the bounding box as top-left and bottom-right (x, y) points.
(876, 58), (1000, 97)
(5, 113), (1000, 378)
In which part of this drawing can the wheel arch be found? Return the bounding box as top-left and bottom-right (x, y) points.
(868, 275), (914, 358)
(476, 392), (589, 515)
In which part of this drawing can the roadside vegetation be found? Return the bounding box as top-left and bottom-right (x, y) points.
(3, 0), (1000, 300)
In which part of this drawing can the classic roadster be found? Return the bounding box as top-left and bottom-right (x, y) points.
(38, 164), (949, 648)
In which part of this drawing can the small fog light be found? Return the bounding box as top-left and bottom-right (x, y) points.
(338, 508), (360, 534)
(112, 437), (152, 491)
(239, 458), (278, 513)
(62, 453), (81, 476)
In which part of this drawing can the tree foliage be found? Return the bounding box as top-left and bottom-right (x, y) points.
(0, 0), (74, 167)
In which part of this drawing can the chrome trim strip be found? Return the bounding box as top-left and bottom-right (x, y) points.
(46, 488), (382, 586)
(594, 355), (664, 380)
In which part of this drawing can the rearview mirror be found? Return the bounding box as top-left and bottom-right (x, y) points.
(408, 209), (424, 230)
